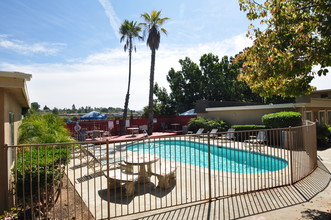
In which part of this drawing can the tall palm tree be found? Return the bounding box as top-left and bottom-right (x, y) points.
(141, 10), (169, 135)
(119, 20), (143, 135)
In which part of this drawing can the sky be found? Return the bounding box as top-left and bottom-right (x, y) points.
(0, 0), (330, 111)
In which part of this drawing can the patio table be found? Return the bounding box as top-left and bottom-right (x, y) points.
(124, 154), (159, 182)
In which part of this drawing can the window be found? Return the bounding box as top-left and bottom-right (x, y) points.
(305, 111), (312, 121)
(320, 93), (328, 98)
(319, 111), (326, 124)
(327, 111), (331, 125)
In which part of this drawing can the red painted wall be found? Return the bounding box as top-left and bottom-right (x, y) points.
(66, 115), (196, 136)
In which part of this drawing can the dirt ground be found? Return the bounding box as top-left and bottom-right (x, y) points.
(51, 175), (94, 220)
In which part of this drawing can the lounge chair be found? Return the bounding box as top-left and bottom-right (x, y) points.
(209, 129), (218, 138)
(244, 131), (267, 151)
(196, 128), (204, 135)
(219, 128), (236, 141)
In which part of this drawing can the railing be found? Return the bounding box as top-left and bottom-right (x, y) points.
(7, 122), (317, 219)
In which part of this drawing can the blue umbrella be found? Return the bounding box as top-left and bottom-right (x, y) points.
(80, 111), (107, 120)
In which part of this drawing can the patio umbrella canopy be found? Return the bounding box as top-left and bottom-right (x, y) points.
(80, 111), (107, 120)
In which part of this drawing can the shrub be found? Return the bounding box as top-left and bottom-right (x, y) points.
(188, 117), (228, 132)
(317, 124), (331, 148)
(230, 125), (266, 141)
(231, 125), (266, 131)
(15, 112), (72, 217)
(262, 111), (302, 128)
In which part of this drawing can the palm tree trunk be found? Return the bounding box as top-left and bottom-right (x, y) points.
(120, 44), (132, 136)
(147, 48), (156, 135)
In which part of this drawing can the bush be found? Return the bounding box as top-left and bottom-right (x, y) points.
(262, 111), (302, 128)
(231, 124), (266, 131)
(188, 117), (228, 132)
(317, 124), (331, 148)
(15, 112), (72, 217)
(230, 125), (266, 141)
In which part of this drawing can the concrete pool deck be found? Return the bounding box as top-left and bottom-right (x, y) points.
(66, 138), (331, 219)
(126, 148), (331, 220)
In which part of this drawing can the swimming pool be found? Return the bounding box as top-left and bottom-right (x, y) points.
(127, 140), (288, 173)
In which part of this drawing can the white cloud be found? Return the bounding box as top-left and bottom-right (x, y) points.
(0, 33), (253, 110)
(0, 34), (64, 55)
(98, 0), (121, 39)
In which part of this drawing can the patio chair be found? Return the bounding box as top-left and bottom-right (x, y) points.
(139, 125), (148, 133)
(219, 128), (236, 141)
(244, 131), (267, 151)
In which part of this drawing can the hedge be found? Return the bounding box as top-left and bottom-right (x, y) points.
(188, 117), (228, 132)
(231, 125), (266, 131)
(262, 111), (302, 128)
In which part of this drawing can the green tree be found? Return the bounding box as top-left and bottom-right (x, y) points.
(119, 20), (143, 135)
(141, 10), (169, 135)
(162, 53), (294, 113)
(153, 83), (176, 116)
(31, 102), (40, 112)
(52, 107), (59, 115)
(237, 0), (331, 97)
(167, 57), (203, 112)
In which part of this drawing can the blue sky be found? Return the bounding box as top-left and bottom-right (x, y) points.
(0, 0), (329, 111)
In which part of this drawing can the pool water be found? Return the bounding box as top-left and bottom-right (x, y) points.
(127, 140), (288, 173)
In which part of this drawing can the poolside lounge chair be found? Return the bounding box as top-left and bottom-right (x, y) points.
(195, 128), (204, 135)
(219, 128), (236, 141)
(209, 129), (218, 138)
(244, 131), (267, 151)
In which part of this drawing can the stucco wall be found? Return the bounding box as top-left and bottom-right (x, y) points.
(199, 108), (295, 125)
(0, 89), (24, 212)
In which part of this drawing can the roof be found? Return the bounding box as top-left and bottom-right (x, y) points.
(0, 71), (32, 108)
(0, 71), (32, 81)
(205, 103), (306, 112)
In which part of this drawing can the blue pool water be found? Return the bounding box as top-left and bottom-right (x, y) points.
(127, 140), (288, 173)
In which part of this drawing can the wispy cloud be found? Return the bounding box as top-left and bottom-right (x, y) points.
(98, 0), (121, 39)
(0, 33), (252, 110)
(0, 34), (65, 55)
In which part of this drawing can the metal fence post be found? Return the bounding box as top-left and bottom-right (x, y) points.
(289, 126), (294, 184)
(207, 132), (212, 202)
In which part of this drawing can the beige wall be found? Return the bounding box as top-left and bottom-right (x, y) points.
(199, 108), (295, 125)
(0, 88), (27, 212)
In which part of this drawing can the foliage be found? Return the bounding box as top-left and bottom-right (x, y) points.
(188, 117), (228, 132)
(237, 0), (331, 97)
(30, 102), (40, 112)
(317, 124), (331, 148)
(19, 112), (72, 144)
(15, 112), (72, 217)
(160, 53), (294, 114)
(231, 124), (266, 131)
(0, 208), (19, 219)
(262, 111), (302, 128)
(119, 19), (143, 135)
(140, 10), (169, 134)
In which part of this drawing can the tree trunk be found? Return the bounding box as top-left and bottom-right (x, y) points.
(120, 41), (132, 136)
(147, 48), (156, 135)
